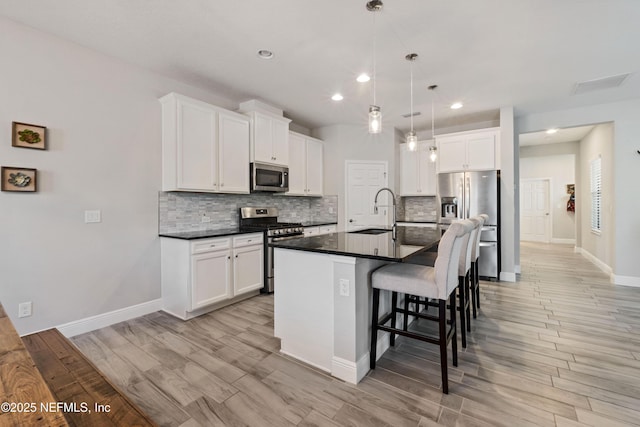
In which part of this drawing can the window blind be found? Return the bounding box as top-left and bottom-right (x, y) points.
(590, 157), (601, 232)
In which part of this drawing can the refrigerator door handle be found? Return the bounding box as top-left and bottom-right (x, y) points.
(465, 176), (471, 219)
(458, 177), (464, 220)
(479, 242), (497, 247)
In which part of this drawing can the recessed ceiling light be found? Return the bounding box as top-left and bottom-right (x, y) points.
(546, 128), (559, 134)
(450, 102), (463, 110)
(331, 93), (344, 101)
(257, 49), (274, 59)
(357, 73), (370, 83)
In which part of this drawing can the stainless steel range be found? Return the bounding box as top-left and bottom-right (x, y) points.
(239, 207), (304, 293)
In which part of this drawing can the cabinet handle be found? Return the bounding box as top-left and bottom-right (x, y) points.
(210, 244), (216, 247)
(221, 183), (224, 187)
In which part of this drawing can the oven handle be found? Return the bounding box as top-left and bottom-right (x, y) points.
(270, 234), (304, 242)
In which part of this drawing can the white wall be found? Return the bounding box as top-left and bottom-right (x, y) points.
(499, 107), (516, 282)
(313, 125), (398, 231)
(517, 100), (640, 286)
(0, 17), (237, 334)
(520, 142), (579, 242)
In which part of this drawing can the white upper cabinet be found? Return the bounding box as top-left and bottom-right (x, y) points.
(436, 128), (500, 173)
(245, 111), (291, 166)
(286, 132), (323, 196)
(161, 93), (250, 193)
(218, 111), (250, 193)
(399, 141), (436, 196)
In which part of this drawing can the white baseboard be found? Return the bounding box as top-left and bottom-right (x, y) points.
(610, 274), (640, 288)
(500, 272), (517, 282)
(57, 299), (163, 338)
(551, 238), (576, 245)
(575, 247), (613, 275)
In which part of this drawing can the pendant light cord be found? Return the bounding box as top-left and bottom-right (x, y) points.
(372, 12), (377, 106)
(410, 59), (414, 133)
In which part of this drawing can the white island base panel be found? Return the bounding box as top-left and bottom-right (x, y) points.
(274, 248), (394, 384)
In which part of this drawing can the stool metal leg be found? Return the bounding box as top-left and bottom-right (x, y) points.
(370, 288), (380, 369)
(449, 293), (458, 367)
(470, 262), (478, 318)
(438, 299), (448, 394)
(390, 291), (398, 347)
(458, 276), (467, 348)
(465, 272), (471, 333)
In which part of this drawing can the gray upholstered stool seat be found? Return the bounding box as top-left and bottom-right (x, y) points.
(369, 220), (472, 394)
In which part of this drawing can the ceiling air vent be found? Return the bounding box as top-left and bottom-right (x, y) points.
(572, 73), (631, 95)
(401, 111), (421, 118)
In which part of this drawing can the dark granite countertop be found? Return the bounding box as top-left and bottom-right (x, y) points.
(301, 221), (338, 227)
(270, 225), (441, 262)
(159, 228), (261, 240)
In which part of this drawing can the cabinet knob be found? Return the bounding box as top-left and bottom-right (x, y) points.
(247, 239), (252, 242)
(210, 244), (216, 247)
(227, 256), (231, 260)
(221, 183), (224, 187)
(235, 254), (238, 258)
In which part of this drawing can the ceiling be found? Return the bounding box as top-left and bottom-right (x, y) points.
(1, 0), (639, 134)
(519, 125), (595, 147)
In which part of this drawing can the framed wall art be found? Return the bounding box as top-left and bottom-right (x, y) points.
(12, 121), (47, 150)
(1, 167), (37, 192)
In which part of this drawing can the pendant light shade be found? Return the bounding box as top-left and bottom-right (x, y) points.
(428, 84), (438, 162)
(367, 1), (382, 134)
(369, 105), (382, 134)
(405, 53), (418, 151)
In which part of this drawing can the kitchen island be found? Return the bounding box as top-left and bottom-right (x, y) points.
(270, 225), (440, 384)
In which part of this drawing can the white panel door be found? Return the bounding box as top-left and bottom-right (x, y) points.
(346, 162), (388, 230)
(218, 112), (249, 193)
(520, 179), (550, 242)
(177, 100), (217, 190)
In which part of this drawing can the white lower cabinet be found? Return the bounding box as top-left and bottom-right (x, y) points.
(161, 232), (263, 319)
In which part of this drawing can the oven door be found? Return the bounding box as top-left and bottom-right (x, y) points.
(251, 163), (289, 192)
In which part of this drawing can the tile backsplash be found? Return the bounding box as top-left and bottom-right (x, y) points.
(159, 192), (338, 233)
(398, 196), (438, 222)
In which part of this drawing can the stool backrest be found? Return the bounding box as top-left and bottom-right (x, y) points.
(457, 218), (480, 275)
(434, 220), (474, 299)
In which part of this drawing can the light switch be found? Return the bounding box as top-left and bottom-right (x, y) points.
(84, 210), (101, 223)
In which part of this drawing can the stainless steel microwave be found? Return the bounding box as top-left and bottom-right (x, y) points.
(250, 162), (289, 192)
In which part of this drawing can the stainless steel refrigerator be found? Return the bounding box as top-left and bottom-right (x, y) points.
(437, 170), (500, 279)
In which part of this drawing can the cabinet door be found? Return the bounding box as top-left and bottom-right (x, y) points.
(219, 112), (250, 193)
(177, 100), (218, 190)
(305, 138), (323, 196)
(437, 138), (466, 173)
(271, 119), (289, 166)
(466, 133), (496, 171)
(253, 113), (274, 163)
(418, 144), (437, 196)
(233, 245), (263, 295)
(286, 133), (306, 195)
(399, 143), (420, 195)
(191, 250), (231, 310)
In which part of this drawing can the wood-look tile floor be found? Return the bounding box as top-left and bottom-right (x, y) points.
(71, 242), (640, 426)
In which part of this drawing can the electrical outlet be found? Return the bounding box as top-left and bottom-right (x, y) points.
(339, 279), (350, 297)
(201, 215), (211, 223)
(329, 207), (335, 214)
(84, 210), (101, 223)
(18, 301), (32, 318)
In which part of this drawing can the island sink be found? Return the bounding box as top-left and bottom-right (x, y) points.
(349, 228), (391, 235)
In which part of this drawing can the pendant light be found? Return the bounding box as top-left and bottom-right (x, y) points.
(405, 53), (418, 151)
(428, 84), (438, 162)
(367, 0), (383, 134)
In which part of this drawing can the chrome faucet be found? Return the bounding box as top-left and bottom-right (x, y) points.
(374, 187), (397, 239)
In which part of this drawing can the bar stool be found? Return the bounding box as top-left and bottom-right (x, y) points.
(456, 218), (480, 347)
(369, 221), (472, 394)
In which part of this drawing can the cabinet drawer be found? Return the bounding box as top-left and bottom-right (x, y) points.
(191, 237), (231, 254)
(304, 226), (320, 236)
(233, 233), (264, 248)
(319, 225), (337, 234)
